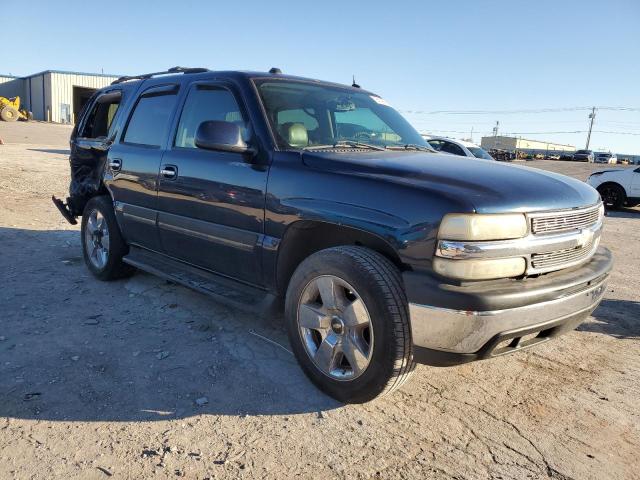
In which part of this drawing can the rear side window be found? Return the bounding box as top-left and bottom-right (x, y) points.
(81, 92), (121, 139)
(124, 91), (177, 147)
(440, 141), (465, 156)
(428, 139), (444, 151)
(175, 85), (246, 148)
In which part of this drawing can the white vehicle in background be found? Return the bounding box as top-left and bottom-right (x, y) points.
(422, 136), (495, 160)
(587, 166), (640, 209)
(594, 152), (618, 164)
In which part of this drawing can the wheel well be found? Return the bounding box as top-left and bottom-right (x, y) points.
(72, 183), (110, 217)
(597, 182), (627, 197)
(275, 221), (404, 294)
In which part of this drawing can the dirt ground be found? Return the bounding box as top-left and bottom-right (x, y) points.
(0, 121), (638, 480)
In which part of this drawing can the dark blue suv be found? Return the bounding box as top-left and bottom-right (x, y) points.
(53, 67), (613, 403)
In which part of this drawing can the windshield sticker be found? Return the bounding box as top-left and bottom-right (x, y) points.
(371, 96), (391, 107)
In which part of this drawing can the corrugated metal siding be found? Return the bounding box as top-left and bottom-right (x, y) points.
(49, 72), (118, 123)
(44, 72), (52, 121)
(29, 75), (45, 120)
(0, 78), (27, 108)
(0, 75), (18, 85)
(481, 136), (575, 152)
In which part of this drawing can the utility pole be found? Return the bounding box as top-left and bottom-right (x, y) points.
(492, 121), (499, 137)
(585, 107), (596, 149)
(470, 127), (474, 143)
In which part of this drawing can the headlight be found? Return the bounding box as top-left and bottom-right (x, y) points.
(433, 257), (526, 281)
(438, 213), (528, 241)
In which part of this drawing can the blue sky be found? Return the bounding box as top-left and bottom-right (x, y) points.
(3, 0), (639, 153)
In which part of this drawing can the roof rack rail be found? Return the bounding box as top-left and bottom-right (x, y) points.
(111, 66), (209, 85)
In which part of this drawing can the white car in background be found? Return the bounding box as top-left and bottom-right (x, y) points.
(423, 136), (495, 160)
(587, 166), (640, 209)
(594, 152), (618, 164)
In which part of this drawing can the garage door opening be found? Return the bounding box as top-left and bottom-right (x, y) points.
(73, 86), (97, 124)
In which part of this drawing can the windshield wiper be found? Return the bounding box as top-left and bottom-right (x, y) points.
(302, 140), (386, 151)
(386, 144), (436, 152)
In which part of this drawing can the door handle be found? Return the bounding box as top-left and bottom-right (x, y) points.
(109, 158), (122, 171)
(161, 165), (178, 179)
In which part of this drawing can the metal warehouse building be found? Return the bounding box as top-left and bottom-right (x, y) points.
(481, 135), (575, 153)
(0, 70), (119, 123)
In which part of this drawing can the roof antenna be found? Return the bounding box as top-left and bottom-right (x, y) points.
(269, 67), (282, 74)
(352, 75), (360, 88)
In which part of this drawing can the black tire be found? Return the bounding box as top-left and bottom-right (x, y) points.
(285, 246), (415, 403)
(81, 195), (135, 280)
(0, 106), (19, 122)
(597, 183), (626, 210)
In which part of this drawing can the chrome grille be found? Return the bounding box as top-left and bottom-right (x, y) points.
(531, 205), (601, 235)
(531, 238), (598, 271)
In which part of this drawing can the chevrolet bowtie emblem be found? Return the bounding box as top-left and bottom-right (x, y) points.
(576, 229), (593, 248)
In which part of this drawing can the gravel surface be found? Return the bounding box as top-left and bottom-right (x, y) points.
(1, 122), (638, 479)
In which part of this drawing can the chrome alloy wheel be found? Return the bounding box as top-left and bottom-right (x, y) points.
(84, 209), (110, 269)
(297, 275), (374, 380)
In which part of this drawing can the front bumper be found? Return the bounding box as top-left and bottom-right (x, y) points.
(405, 247), (613, 366)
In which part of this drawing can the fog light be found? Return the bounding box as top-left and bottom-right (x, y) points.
(433, 257), (526, 280)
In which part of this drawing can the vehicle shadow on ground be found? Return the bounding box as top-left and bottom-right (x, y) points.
(606, 207), (640, 219)
(578, 299), (640, 339)
(27, 148), (71, 155)
(0, 227), (340, 423)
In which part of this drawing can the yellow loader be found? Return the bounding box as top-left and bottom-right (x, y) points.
(0, 96), (32, 122)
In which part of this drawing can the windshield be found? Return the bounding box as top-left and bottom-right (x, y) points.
(254, 79), (429, 150)
(467, 146), (494, 160)
(575, 150), (590, 154)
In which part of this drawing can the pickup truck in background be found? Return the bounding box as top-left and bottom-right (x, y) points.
(573, 149), (594, 162)
(53, 67), (613, 403)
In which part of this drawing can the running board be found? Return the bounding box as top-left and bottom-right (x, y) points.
(123, 246), (281, 317)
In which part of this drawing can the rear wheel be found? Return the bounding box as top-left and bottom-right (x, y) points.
(285, 246), (415, 403)
(0, 106), (19, 122)
(598, 184), (626, 210)
(81, 196), (135, 280)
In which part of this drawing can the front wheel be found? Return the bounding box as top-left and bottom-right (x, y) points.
(81, 196), (135, 280)
(285, 246), (415, 403)
(598, 184), (626, 210)
(0, 106), (19, 122)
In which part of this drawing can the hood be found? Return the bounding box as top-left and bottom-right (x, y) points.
(302, 151), (600, 213)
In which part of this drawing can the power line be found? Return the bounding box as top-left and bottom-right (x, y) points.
(413, 119), (636, 126)
(592, 130), (640, 136)
(402, 106), (640, 115)
(419, 129), (640, 136)
(502, 130), (640, 136)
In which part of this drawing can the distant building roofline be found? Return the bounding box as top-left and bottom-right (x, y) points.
(481, 135), (576, 149)
(0, 69), (121, 80)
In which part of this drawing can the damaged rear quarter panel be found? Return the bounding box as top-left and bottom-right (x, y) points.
(67, 84), (141, 216)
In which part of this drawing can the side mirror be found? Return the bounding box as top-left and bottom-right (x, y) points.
(195, 120), (254, 155)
